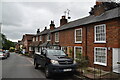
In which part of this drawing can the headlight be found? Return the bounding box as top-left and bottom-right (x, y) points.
(73, 60), (76, 64)
(51, 60), (59, 64)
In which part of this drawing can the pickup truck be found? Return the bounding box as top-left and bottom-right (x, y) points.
(34, 49), (77, 78)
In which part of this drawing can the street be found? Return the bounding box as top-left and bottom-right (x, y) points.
(2, 53), (80, 79)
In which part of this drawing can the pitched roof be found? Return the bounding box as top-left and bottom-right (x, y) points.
(39, 41), (51, 47)
(29, 41), (41, 47)
(51, 7), (120, 33)
(37, 29), (50, 36)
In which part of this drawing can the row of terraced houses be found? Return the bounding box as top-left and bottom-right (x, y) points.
(16, 1), (120, 73)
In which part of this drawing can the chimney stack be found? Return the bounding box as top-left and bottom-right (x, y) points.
(37, 29), (40, 34)
(44, 26), (47, 30)
(60, 16), (68, 26)
(96, 0), (102, 5)
(92, 0), (105, 16)
(50, 20), (55, 30)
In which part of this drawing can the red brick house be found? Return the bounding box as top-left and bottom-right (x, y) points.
(21, 34), (35, 53)
(29, 1), (120, 73)
(15, 40), (23, 53)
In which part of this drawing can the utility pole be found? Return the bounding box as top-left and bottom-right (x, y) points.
(0, 23), (2, 50)
(0, 23), (2, 80)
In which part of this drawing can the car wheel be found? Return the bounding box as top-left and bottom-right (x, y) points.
(45, 66), (51, 78)
(34, 62), (39, 69)
(69, 73), (74, 76)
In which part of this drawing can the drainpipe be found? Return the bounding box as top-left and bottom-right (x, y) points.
(85, 26), (88, 59)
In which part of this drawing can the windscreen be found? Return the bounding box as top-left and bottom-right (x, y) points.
(0, 52), (3, 54)
(47, 50), (66, 56)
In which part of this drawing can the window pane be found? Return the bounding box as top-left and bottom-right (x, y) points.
(94, 47), (107, 65)
(76, 36), (81, 41)
(95, 25), (106, 42)
(76, 30), (81, 35)
(75, 47), (82, 59)
(75, 29), (82, 42)
(55, 32), (59, 42)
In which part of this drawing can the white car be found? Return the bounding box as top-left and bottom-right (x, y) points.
(0, 51), (7, 59)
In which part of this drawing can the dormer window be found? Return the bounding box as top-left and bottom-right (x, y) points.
(47, 34), (51, 41)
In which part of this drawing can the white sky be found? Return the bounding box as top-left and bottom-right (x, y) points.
(1, 0), (97, 42)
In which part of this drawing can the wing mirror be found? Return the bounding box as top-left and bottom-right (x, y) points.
(43, 53), (46, 57)
(66, 54), (68, 56)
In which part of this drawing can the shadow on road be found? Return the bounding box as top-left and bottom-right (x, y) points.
(36, 67), (79, 80)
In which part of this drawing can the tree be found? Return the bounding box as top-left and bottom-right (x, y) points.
(1, 34), (15, 50)
(75, 51), (89, 73)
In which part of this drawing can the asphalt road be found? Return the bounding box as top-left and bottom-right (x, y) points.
(2, 53), (80, 80)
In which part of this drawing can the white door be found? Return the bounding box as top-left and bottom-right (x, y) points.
(112, 48), (120, 73)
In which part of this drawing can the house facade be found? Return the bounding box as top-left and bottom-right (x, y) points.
(21, 34), (35, 54)
(28, 1), (120, 73)
(15, 40), (23, 53)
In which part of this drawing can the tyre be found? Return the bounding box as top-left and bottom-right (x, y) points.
(34, 62), (39, 69)
(45, 66), (51, 78)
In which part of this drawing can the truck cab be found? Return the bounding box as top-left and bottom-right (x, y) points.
(34, 49), (77, 78)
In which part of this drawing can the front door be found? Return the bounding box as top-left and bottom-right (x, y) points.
(112, 48), (120, 73)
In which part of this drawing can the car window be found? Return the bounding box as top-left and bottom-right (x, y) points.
(0, 52), (3, 54)
(47, 50), (66, 56)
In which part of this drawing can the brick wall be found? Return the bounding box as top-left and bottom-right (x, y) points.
(86, 18), (119, 71)
(50, 18), (119, 71)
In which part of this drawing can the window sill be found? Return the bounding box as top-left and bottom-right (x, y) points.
(47, 40), (51, 41)
(75, 41), (82, 44)
(94, 62), (107, 66)
(55, 41), (59, 43)
(94, 41), (106, 44)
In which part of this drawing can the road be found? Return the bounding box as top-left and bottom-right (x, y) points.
(2, 52), (80, 80)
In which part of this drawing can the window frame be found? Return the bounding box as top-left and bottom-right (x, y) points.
(36, 36), (38, 41)
(75, 28), (82, 43)
(94, 47), (107, 66)
(94, 24), (106, 43)
(40, 36), (42, 41)
(33, 37), (35, 42)
(47, 34), (51, 41)
(74, 46), (82, 59)
(55, 32), (59, 42)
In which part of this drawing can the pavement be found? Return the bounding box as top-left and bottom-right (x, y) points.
(1, 52), (82, 80)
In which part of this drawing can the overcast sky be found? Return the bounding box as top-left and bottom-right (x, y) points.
(1, 0), (96, 42)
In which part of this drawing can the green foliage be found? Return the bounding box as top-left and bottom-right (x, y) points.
(75, 52), (89, 69)
(69, 48), (72, 57)
(1, 34), (15, 50)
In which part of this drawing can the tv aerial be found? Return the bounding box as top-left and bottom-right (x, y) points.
(64, 9), (71, 19)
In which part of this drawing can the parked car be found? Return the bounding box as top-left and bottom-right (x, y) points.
(5, 50), (10, 57)
(0, 51), (7, 59)
(34, 49), (77, 78)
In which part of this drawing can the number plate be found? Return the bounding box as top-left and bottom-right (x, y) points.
(63, 69), (72, 72)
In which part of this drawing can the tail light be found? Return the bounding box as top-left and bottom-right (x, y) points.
(3, 54), (5, 56)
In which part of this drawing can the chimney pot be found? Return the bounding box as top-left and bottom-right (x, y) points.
(37, 29), (40, 34)
(62, 16), (66, 19)
(44, 27), (47, 30)
(50, 20), (55, 30)
(96, 0), (102, 5)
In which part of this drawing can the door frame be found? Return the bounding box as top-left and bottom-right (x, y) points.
(112, 48), (120, 73)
